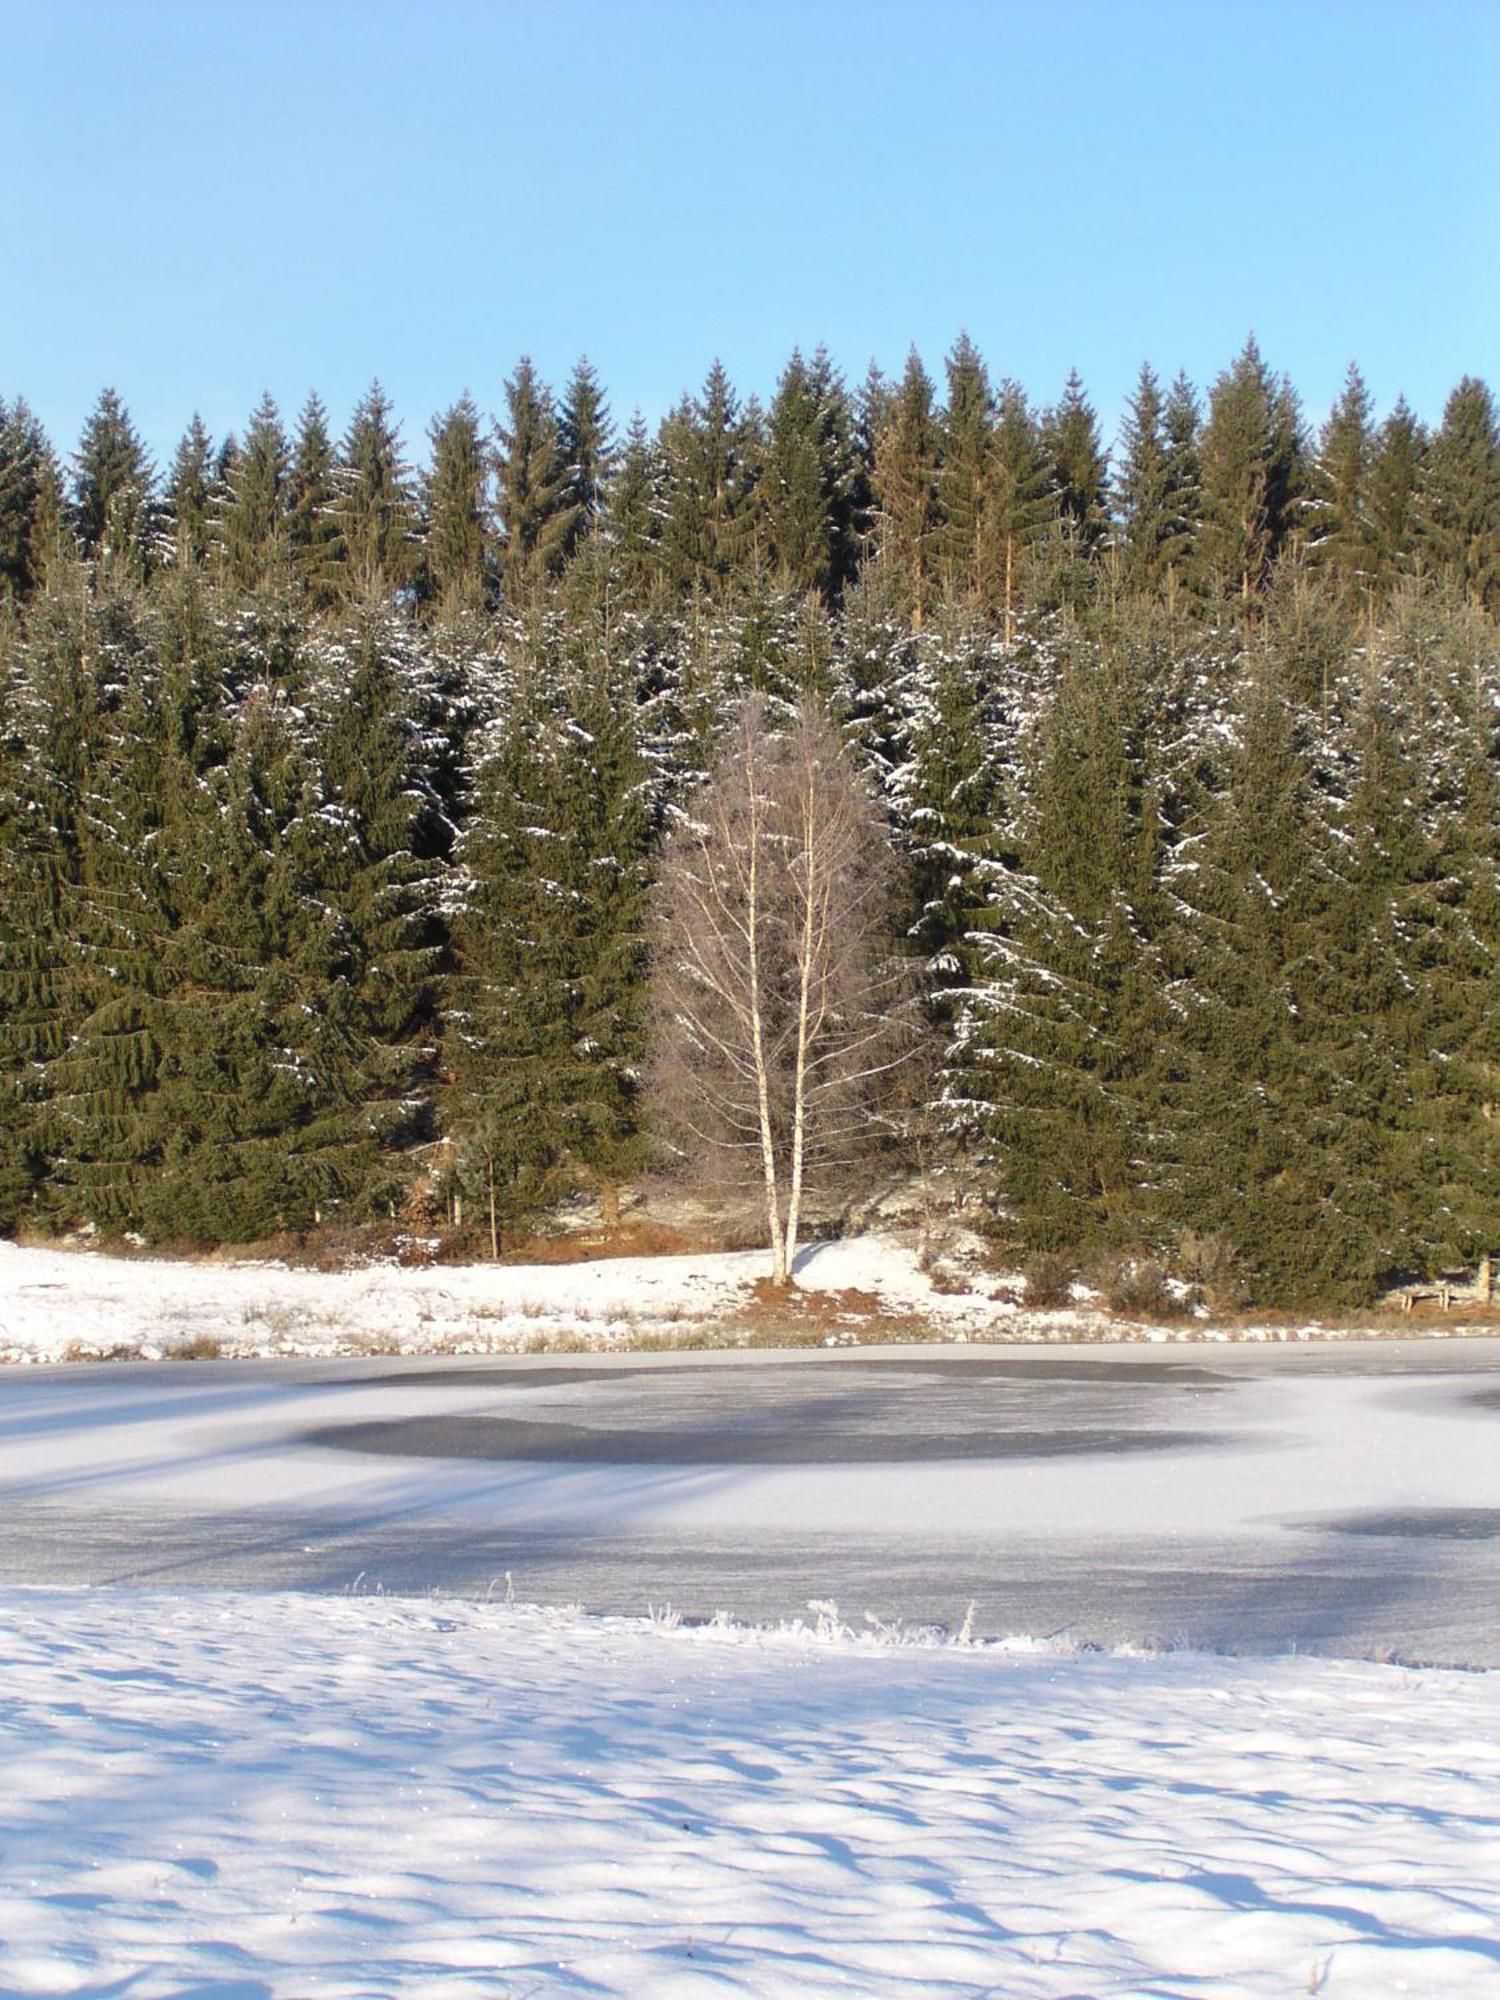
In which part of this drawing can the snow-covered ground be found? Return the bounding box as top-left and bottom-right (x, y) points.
(4, 1242), (1496, 1995)
(0, 1231), (980, 1362)
(1, 1232), (1489, 1362)
(1, 1590), (1496, 1999)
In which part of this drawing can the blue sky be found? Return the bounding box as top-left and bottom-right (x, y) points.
(2, 0), (1495, 466)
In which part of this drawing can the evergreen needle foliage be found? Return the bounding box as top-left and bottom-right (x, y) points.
(0, 341), (1494, 1305)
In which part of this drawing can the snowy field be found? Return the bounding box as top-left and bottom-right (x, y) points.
(4, 1242), (1498, 1997)
(1, 1231), (990, 1362)
(2, 1589), (1497, 1999)
(1, 1232), (1491, 1362)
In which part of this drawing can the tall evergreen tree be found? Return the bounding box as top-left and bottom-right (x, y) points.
(72, 387), (154, 578)
(1420, 376), (1500, 612)
(1045, 368), (1108, 554)
(1367, 397), (1427, 594)
(309, 612), (444, 1059)
(287, 394), (343, 608)
(1164, 657), (1380, 1301)
(0, 399), (61, 602)
(657, 361), (761, 597)
(1195, 338), (1303, 608)
(887, 613), (1008, 997)
(1160, 371), (1203, 608)
(557, 356), (614, 560)
(989, 383), (1054, 640)
(336, 381), (415, 600)
(603, 410), (663, 606)
(952, 639), (1166, 1247)
(0, 625), (77, 1224)
(1309, 363), (1376, 600)
(162, 415), (215, 570)
(445, 631), (656, 1246)
(871, 349), (941, 626)
(760, 347), (858, 601)
(936, 334), (997, 604)
(494, 356), (570, 605)
(422, 394), (490, 616)
(216, 392), (290, 591)
(1112, 365), (1197, 601)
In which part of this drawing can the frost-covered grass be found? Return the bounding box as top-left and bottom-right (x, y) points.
(1, 1589), (1496, 1997)
(2, 1231), (1491, 1364)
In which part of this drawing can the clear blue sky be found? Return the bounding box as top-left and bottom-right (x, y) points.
(2, 0), (1495, 466)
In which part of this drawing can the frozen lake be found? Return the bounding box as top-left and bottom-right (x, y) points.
(3, 1339), (1498, 1664)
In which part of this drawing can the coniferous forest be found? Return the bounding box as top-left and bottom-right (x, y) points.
(1, 338), (1497, 1307)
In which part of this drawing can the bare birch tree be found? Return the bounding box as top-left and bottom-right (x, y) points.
(648, 696), (916, 1285)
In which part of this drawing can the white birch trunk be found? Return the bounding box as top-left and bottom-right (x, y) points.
(744, 787), (787, 1285)
(784, 775), (820, 1280)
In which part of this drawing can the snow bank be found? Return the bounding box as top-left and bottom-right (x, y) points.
(0, 1589), (1495, 1997)
(0, 1231), (1017, 1363)
(1, 1230), (1490, 1364)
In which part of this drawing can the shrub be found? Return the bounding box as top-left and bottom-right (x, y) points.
(1023, 1251), (1077, 1309)
(1101, 1254), (1177, 1320)
(1176, 1231), (1250, 1312)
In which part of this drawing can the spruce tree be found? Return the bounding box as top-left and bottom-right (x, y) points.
(1367, 398), (1427, 594)
(952, 638), (1166, 1248)
(1160, 371), (1203, 609)
(936, 334), (997, 604)
(557, 356), (614, 559)
(0, 629), (75, 1226)
(72, 387), (154, 579)
(337, 381), (415, 600)
(1045, 368), (1108, 554)
(0, 399), (61, 602)
(887, 612), (1008, 997)
(1398, 606), (1500, 1280)
(1195, 338), (1302, 608)
(44, 604), (180, 1227)
(872, 349), (941, 626)
(288, 394), (344, 606)
(1420, 376), (1500, 612)
(308, 611), (444, 1092)
(605, 411), (663, 607)
(760, 348), (858, 601)
(445, 626), (656, 1245)
(493, 357), (570, 606)
(1113, 365), (1197, 602)
(163, 415), (215, 570)
(828, 564), (913, 787)
(217, 392), (290, 591)
(1308, 363), (1376, 602)
(1112, 364), (1170, 595)
(1165, 656), (1375, 1302)
(657, 361), (760, 597)
(422, 394), (491, 616)
(989, 383), (1053, 640)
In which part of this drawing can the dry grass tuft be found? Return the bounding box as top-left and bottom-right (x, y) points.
(162, 1334), (225, 1361)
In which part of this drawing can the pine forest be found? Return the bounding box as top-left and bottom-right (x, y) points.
(1, 338), (1497, 1309)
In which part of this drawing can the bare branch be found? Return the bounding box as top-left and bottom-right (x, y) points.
(647, 694), (928, 1282)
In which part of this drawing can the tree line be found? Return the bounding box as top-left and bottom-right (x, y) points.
(0, 339), (1496, 1306)
(4, 339), (1499, 624)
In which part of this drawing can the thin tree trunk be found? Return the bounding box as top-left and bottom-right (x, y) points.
(784, 779), (820, 1279)
(486, 1154), (499, 1261)
(745, 803), (787, 1285)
